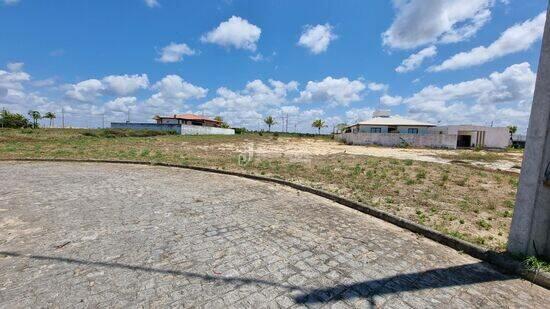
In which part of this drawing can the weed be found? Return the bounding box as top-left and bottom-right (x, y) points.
(504, 200), (515, 208)
(476, 220), (492, 230)
(415, 169), (427, 180)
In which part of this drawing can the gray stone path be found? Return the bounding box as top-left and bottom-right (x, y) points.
(0, 162), (548, 308)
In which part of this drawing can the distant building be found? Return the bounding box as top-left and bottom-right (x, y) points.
(339, 110), (509, 149)
(154, 114), (221, 127)
(111, 113), (234, 135)
(345, 110), (436, 134)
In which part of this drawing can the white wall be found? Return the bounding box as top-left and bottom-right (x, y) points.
(430, 125), (509, 148)
(337, 133), (458, 149)
(180, 125), (235, 135)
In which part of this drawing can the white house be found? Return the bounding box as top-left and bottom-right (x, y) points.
(339, 110), (510, 149)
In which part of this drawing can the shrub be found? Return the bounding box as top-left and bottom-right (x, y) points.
(0, 109), (32, 128)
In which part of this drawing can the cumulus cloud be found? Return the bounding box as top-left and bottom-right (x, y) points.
(298, 24), (337, 54)
(396, 46), (437, 73)
(367, 82), (389, 92)
(199, 79), (298, 128)
(429, 12), (546, 72)
(296, 77), (366, 106)
(144, 0), (159, 8)
(0, 63), (31, 106)
(7, 62), (24, 72)
(65, 74), (149, 101)
(345, 107), (375, 123)
(147, 75), (207, 107)
(405, 62), (536, 129)
(383, 0), (494, 49)
(104, 97), (137, 113)
(65, 79), (105, 102)
(380, 94), (403, 106)
(156, 43), (196, 63)
(201, 16), (261, 51)
(102, 74), (149, 96)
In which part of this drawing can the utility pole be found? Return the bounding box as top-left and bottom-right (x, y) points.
(102, 114), (105, 129)
(127, 110), (130, 123)
(61, 108), (65, 129)
(508, 8), (550, 259)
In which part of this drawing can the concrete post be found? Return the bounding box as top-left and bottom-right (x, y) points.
(508, 8), (550, 259)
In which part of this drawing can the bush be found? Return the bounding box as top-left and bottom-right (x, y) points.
(234, 127), (247, 134)
(0, 110), (32, 128)
(81, 129), (177, 138)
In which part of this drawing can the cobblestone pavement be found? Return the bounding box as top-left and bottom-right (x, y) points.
(0, 162), (548, 308)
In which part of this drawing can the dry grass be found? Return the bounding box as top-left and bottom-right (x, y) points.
(0, 128), (520, 250)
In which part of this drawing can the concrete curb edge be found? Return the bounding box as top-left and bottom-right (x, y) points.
(2, 158), (549, 290)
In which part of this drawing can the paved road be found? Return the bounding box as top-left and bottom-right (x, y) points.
(0, 162), (547, 308)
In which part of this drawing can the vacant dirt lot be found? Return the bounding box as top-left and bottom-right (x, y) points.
(0, 129), (523, 250)
(201, 137), (523, 173)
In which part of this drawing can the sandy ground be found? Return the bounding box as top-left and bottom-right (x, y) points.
(215, 138), (523, 173)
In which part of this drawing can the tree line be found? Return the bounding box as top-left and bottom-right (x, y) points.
(0, 109), (57, 129)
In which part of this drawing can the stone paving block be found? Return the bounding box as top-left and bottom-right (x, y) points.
(0, 162), (548, 308)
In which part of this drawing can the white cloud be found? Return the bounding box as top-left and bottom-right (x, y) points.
(296, 77), (366, 106)
(65, 79), (105, 102)
(7, 62), (24, 72)
(156, 42), (196, 63)
(430, 12), (546, 72)
(380, 94), (403, 106)
(345, 107), (375, 123)
(201, 16), (261, 51)
(405, 62), (536, 130)
(396, 46), (437, 73)
(104, 97), (137, 113)
(249, 53), (264, 62)
(367, 82), (389, 92)
(144, 0), (159, 8)
(383, 0), (494, 49)
(199, 79), (298, 128)
(298, 24), (337, 54)
(102, 74), (149, 96)
(147, 75), (207, 107)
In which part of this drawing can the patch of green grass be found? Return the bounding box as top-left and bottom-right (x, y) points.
(523, 256), (550, 273)
(448, 231), (466, 240)
(476, 219), (492, 230)
(415, 169), (427, 180)
(504, 200), (515, 208)
(404, 159), (413, 166)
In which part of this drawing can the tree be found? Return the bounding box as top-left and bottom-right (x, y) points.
(312, 119), (327, 135)
(27, 110), (41, 128)
(508, 125), (518, 144)
(215, 116), (230, 128)
(43, 112), (56, 128)
(264, 116), (276, 132)
(0, 109), (31, 128)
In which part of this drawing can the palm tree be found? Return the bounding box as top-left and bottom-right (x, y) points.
(508, 125), (517, 145)
(43, 112), (56, 128)
(27, 110), (41, 128)
(264, 116), (276, 132)
(312, 119), (326, 135)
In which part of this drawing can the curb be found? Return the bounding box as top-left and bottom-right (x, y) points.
(2, 158), (549, 290)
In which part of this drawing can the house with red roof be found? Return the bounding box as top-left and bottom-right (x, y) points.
(154, 114), (221, 127)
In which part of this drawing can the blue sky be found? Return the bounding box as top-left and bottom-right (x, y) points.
(0, 0), (547, 132)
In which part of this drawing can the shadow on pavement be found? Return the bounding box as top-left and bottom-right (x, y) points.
(293, 262), (516, 305)
(0, 251), (302, 292)
(0, 251), (516, 305)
